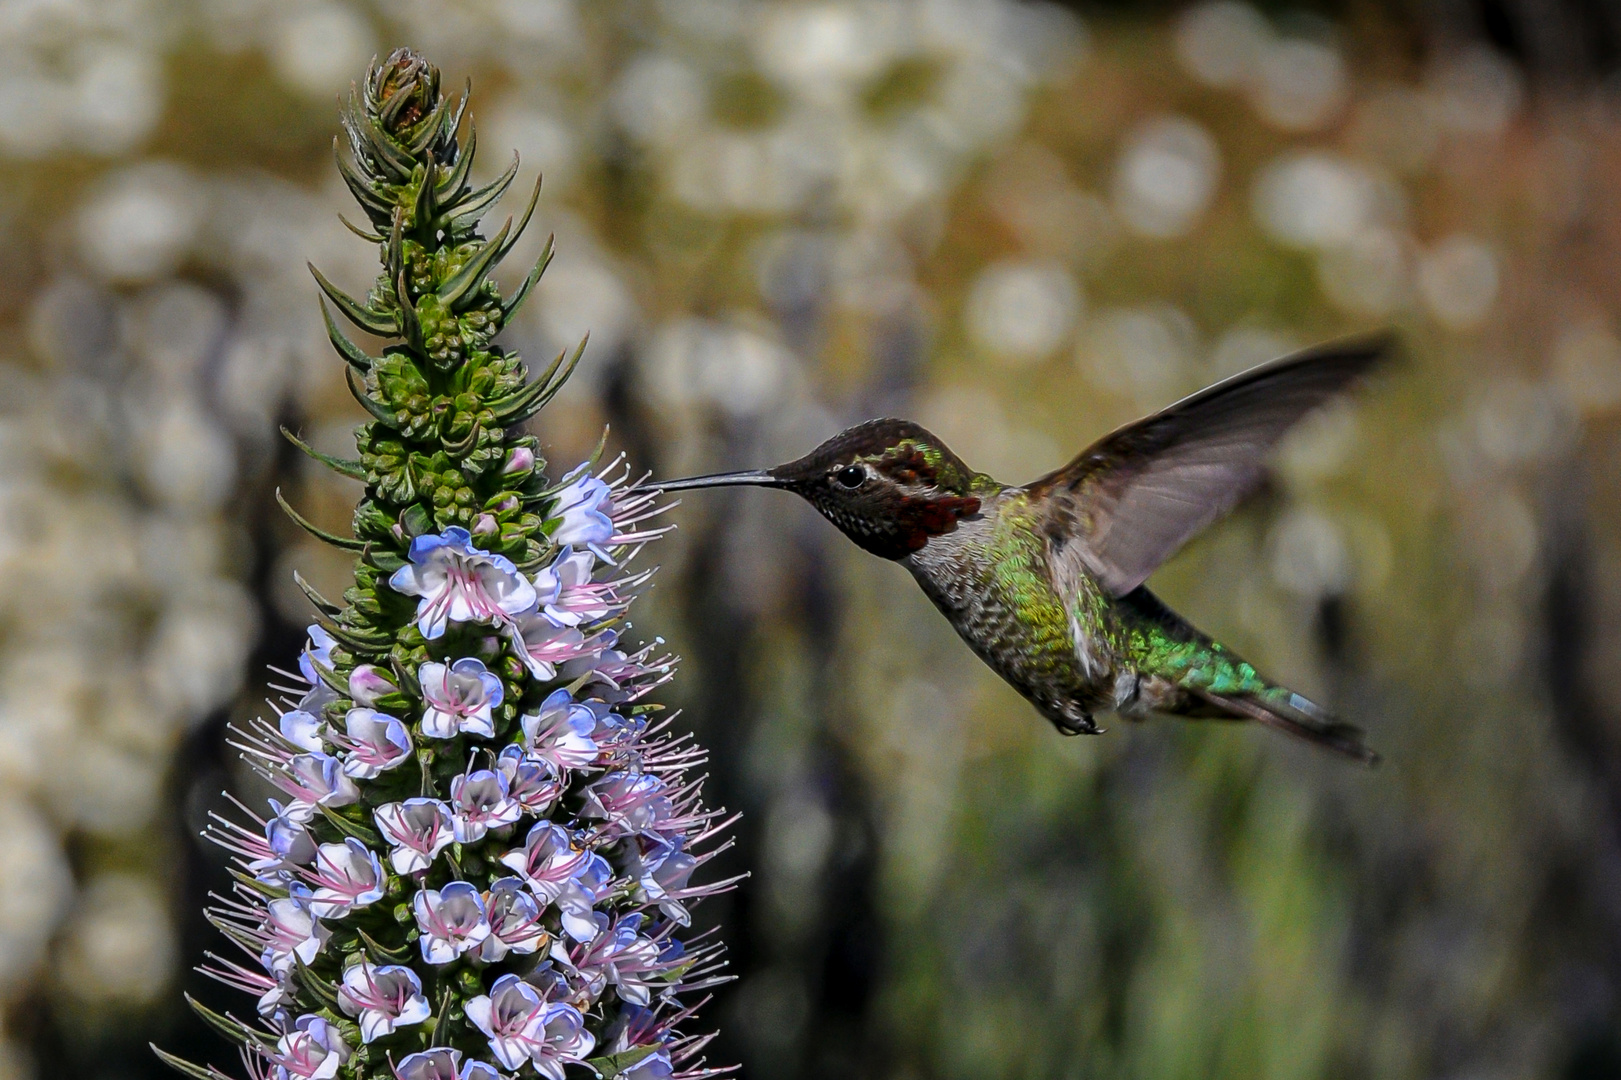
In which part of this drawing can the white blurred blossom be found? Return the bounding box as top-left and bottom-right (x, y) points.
(1112, 116), (1220, 239)
(965, 259), (1081, 364)
(1174, 1), (1272, 88)
(1427, 45), (1522, 137)
(1079, 305), (1198, 405)
(1252, 152), (1398, 250)
(1250, 36), (1345, 132)
(1417, 235), (1499, 330)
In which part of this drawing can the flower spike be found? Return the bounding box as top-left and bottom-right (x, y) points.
(173, 46), (736, 1080)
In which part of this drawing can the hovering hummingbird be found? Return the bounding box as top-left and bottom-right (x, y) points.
(639, 336), (1390, 764)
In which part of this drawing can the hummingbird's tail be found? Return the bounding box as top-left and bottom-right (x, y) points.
(1196, 688), (1379, 766)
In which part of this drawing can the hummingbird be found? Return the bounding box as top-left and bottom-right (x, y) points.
(639, 336), (1390, 764)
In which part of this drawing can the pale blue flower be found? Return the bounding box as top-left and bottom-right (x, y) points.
(269, 1014), (349, 1080)
(278, 710), (325, 753)
(259, 887), (329, 976)
(581, 771), (674, 840)
(337, 961), (430, 1043)
(339, 709), (412, 778)
(497, 821), (612, 940)
(418, 657), (503, 739)
(247, 802), (316, 881)
(478, 876), (547, 961)
(449, 769), (521, 843)
(495, 744), (563, 814)
(620, 1050), (675, 1080)
(392, 1049), (494, 1080)
(388, 528), (539, 639)
(374, 798), (454, 875)
(276, 753), (359, 812)
(520, 689), (600, 772)
(306, 838), (385, 918)
(626, 834), (699, 926)
(413, 881), (490, 964)
(550, 467), (616, 562)
(298, 625), (337, 686)
(507, 614), (613, 681)
(573, 912), (664, 1007)
(466, 974), (595, 1076)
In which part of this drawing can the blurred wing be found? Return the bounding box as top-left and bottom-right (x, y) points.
(1030, 334), (1391, 597)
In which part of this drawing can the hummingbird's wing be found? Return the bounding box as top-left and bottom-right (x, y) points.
(1029, 334), (1391, 597)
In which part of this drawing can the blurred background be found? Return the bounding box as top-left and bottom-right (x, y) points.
(2, 0), (1621, 1077)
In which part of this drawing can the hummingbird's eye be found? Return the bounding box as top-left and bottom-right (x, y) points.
(834, 464), (866, 489)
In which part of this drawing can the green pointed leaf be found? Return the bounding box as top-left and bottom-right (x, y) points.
(185, 994), (258, 1046)
(497, 171), (544, 262)
(346, 366), (402, 429)
(439, 216), (511, 311)
(318, 802), (382, 846)
(282, 424), (367, 481)
(276, 489), (368, 552)
(441, 151), (517, 233)
(150, 1046), (228, 1080)
(291, 570), (343, 616)
(357, 926), (413, 963)
(310, 263), (396, 337)
(501, 232), (554, 324)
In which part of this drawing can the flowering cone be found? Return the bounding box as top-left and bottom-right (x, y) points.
(155, 48), (736, 1080)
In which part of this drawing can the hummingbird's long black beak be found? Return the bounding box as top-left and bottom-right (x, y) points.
(630, 469), (784, 494)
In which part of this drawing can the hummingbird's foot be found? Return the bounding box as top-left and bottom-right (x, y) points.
(1054, 712), (1102, 737)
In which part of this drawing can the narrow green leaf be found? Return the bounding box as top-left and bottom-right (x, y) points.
(309, 263), (396, 337)
(357, 927), (413, 963)
(184, 994), (256, 1045)
(501, 232), (554, 325)
(150, 1046), (226, 1080)
(440, 151), (518, 233)
(318, 803), (382, 846)
(439, 216), (512, 311)
(276, 489), (368, 552)
(318, 300), (382, 377)
(497, 170), (544, 262)
(282, 425), (367, 481)
(345, 365), (402, 429)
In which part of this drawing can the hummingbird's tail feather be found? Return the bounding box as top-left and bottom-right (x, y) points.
(1198, 689), (1380, 766)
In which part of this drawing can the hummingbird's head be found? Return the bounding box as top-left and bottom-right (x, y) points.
(642, 419), (992, 559)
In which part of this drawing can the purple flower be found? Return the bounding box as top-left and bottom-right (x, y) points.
(338, 709), (412, 778)
(391, 1049), (498, 1080)
(479, 877), (548, 961)
(626, 835), (699, 926)
(449, 769), (521, 843)
(387, 528), (538, 640)
(269, 1014), (350, 1080)
(306, 838), (385, 918)
(495, 744), (563, 814)
(550, 468), (616, 562)
(574, 913), (665, 1007)
(246, 802), (317, 881)
(581, 771), (674, 840)
(621, 1050), (675, 1080)
(278, 710), (325, 753)
(374, 798), (455, 875)
(298, 625), (337, 687)
(260, 888), (329, 976)
(348, 664), (398, 706)
(530, 546), (628, 628)
(465, 974), (595, 1076)
(274, 753), (360, 813)
(507, 615), (613, 682)
(520, 689), (600, 772)
(337, 961), (430, 1043)
(413, 882), (490, 963)
(498, 822), (613, 943)
(419, 658), (503, 739)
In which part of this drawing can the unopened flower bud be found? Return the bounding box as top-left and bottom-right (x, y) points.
(348, 664), (398, 707)
(471, 513), (498, 536)
(501, 447), (534, 477)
